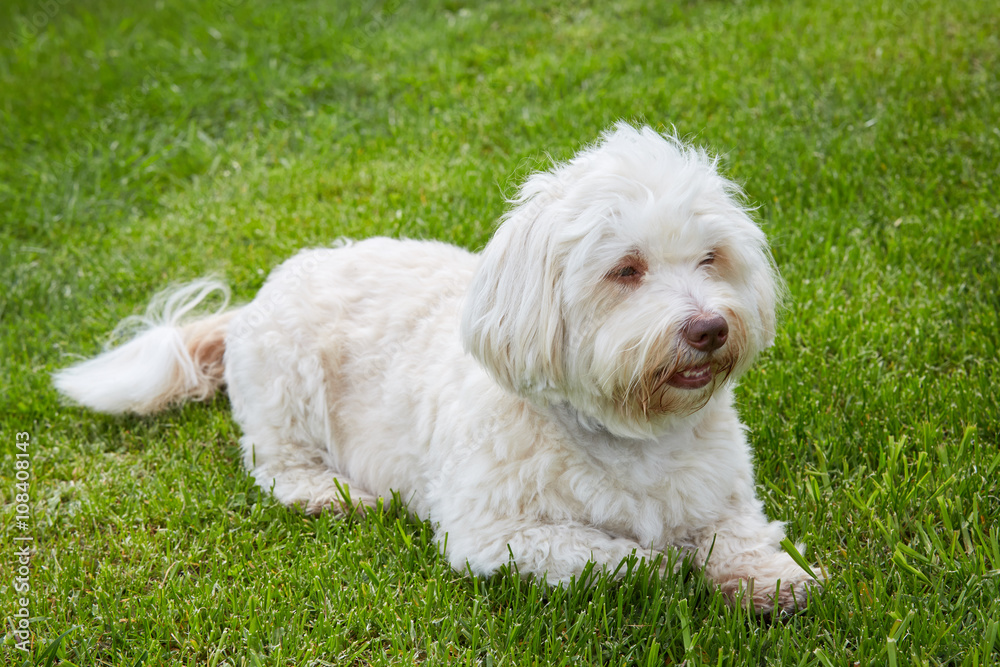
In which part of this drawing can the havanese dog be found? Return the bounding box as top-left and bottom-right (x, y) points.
(55, 123), (819, 613)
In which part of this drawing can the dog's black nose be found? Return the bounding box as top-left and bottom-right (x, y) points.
(685, 314), (729, 352)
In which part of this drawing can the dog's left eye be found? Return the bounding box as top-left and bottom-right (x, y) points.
(699, 252), (716, 267)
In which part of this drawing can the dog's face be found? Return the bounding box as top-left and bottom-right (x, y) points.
(463, 124), (780, 438)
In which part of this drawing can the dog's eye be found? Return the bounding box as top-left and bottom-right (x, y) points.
(699, 252), (716, 267)
(606, 260), (645, 285)
(606, 252), (647, 286)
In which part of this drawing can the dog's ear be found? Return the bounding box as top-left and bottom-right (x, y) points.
(753, 249), (782, 349)
(733, 226), (783, 351)
(462, 197), (565, 399)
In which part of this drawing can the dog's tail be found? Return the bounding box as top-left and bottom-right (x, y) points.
(53, 279), (238, 415)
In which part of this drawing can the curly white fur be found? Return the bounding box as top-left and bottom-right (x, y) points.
(54, 123), (819, 613)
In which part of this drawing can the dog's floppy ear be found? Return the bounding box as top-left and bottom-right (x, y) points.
(462, 191), (565, 399)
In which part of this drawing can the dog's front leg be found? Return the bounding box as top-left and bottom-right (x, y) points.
(440, 516), (659, 584)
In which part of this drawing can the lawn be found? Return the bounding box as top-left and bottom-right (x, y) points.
(1, 0), (998, 664)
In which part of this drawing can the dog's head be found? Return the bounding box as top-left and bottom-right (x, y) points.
(462, 123), (781, 438)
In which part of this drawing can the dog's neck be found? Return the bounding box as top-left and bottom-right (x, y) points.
(546, 399), (712, 449)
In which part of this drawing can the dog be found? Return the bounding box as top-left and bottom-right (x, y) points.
(55, 123), (819, 613)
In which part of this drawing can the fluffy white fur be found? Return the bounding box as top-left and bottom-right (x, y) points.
(54, 123), (819, 613)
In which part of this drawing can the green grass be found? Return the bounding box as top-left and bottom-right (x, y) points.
(2, 0), (998, 664)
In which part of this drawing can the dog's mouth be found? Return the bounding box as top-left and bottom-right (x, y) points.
(664, 363), (714, 390)
(623, 330), (748, 419)
(626, 357), (738, 419)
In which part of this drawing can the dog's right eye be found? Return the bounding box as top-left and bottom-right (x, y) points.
(607, 258), (646, 286)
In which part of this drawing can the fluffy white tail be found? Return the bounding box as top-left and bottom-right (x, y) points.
(53, 279), (238, 415)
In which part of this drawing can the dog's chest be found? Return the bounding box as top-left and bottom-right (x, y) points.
(553, 434), (745, 548)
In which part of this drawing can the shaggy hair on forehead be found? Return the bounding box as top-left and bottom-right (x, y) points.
(55, 123), (819, 615)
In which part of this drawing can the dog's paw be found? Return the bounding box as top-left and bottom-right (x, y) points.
(715, 554), (822, 615)
(302, 493), (380, 517)
(719, 571), (820, 615)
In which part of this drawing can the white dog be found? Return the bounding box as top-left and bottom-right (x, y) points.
(55, 123), (819, 613)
